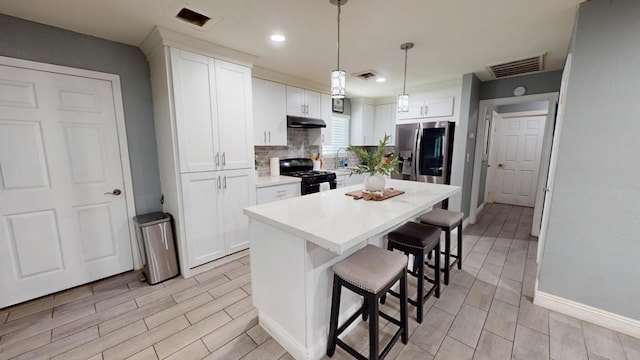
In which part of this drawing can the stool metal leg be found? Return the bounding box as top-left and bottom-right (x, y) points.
(434, 244), (440, 297)
(368, 293), (379, 360)
(444, 229), (451, 285)
(457, 223), (463, 269)
(416, 248), (425, 323)
(326, 275), (341, 357)
(399, 270), (408, 344)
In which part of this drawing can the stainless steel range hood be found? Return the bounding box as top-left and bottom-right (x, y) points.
(287, 115), (326, 128)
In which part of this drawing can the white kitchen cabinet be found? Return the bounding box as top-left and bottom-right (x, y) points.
(345, 173), (366, 187)
(171, 48), (254, 171)
(397, 96), (454, 121)
(181, 169), (255, 268)
(147, 45), (255, 277)
(287, 85), (321, 119)
(320, 93), (333, 145)
(350, 98), (376, 146)
(253, 78), (287, 146)
(373, 103), (395, 145)
(256, 182), (301, 204)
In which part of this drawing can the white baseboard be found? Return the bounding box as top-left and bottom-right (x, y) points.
(534, 290), (640, 338)
(259, 310), (309, 360)
(476, 202), (486, 217)
(259, 302), (363, 360)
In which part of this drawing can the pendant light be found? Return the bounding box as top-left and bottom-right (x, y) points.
(398, 42), (414, 112)
(330, 0), (347, 99)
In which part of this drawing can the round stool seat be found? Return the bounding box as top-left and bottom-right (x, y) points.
(389, 222), (441, 248)
(419, 208), (464, 227)
(332, 244), (407, 294)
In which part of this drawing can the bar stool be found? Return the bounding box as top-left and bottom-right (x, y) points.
(384, 221), (441, 323)
(419, 208), (464, 285)
(327, 245), (408, 360)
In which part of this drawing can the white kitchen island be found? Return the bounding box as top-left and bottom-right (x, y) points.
(243, 179), (460, 360)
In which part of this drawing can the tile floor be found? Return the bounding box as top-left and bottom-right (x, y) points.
(1, 203), (638, 360)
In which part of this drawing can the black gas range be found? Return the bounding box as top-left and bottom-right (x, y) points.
(280, 158), (337, 195)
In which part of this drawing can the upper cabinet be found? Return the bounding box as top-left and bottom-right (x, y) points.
(287, 86), (321, 119)
(350, 98), (376, 146)
(396, 96), (454, 121)
(253, 78), (287, 146)
(171, 48), (253, 172)
(320, 94), (333, 145)
(373, 103), (395, 146)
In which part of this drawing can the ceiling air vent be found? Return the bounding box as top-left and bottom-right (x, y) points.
(176, 8), (211, 27)
(352, 70), (378, 80)
(487, 54), (545, 79)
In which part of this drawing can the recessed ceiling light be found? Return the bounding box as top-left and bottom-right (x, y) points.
(270, 34), (286, 42)
(376, 77), (386, 83)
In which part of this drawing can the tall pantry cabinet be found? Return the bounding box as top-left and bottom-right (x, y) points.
(145, 44), (255, 277)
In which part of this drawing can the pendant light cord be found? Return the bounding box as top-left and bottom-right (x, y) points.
(402, 47), (408, 94)
(337, 1), (341, 70)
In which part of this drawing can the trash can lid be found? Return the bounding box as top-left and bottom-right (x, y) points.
(133, 212), (169, 225)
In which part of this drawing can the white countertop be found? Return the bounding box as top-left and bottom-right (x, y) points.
(244, 179), (460, 254)
(255, 175), (301, 188)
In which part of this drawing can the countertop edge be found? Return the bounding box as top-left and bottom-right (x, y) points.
(244, 184), (460, 255)
(255, 176), (302, 188)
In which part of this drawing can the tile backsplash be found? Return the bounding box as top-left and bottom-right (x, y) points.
(255, 129), (395, 176)
(254, 128), (320, 176)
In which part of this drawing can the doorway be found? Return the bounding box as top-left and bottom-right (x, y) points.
(486, 109), (547, 207)
(469, 92), (559, 239)
(0, 56), (137, 308)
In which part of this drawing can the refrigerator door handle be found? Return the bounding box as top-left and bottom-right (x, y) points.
(413, 124), (421, 181)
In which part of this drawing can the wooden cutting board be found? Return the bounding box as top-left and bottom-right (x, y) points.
(345, 188), (405, 201)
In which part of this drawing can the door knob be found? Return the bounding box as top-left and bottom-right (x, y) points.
(498, 164), (504, 168)
(104, 189), (122, 196)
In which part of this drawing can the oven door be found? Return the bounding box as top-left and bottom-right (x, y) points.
(303, 181), (337, 195)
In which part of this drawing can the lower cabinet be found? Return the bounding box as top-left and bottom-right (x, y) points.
(256, 183), (301, 204)
(335, 173), (366, 188)
(181, 169), (255, 269)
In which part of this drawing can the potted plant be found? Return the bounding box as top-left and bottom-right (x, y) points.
(347, 134), (401, 193)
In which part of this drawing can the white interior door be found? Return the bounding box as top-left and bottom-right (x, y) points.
(0, 63), (134, 307)
(493, 116), (546, 207)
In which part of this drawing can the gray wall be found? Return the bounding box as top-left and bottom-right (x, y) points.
(458, 73), (481, 216)
(480, 70), (562, 100)
(538, 0), (640, 320)
(0, 14), (161, 214)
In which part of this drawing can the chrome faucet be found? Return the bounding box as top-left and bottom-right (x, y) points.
(336, 148), (347, 168)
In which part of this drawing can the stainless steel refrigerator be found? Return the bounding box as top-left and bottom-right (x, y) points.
(393, 121), (455, 186)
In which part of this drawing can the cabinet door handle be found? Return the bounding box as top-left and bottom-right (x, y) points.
(420, 106), (424, 117)
(217, 176), (221, 190)
(424, 105), (428, 116)
(222, 152), (226, 166)
(223, 176), (227, 189)
(268, 131), (271, 143)
(301, 104), (305, 114)
(264, 131), (267, 143)
(215, 152), (220, 167)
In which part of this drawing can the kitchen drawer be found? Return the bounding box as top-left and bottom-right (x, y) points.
(256, 182), (301, 204)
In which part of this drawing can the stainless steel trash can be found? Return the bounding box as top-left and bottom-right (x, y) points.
(133, 212), (179, 285)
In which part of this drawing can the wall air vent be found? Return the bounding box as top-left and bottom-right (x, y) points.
(176, 8), (211, 27)
(351, 70), (378, 80)
(487, 54), (545, 79)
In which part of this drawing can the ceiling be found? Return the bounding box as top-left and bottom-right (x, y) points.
(0, 0), (582, 98)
